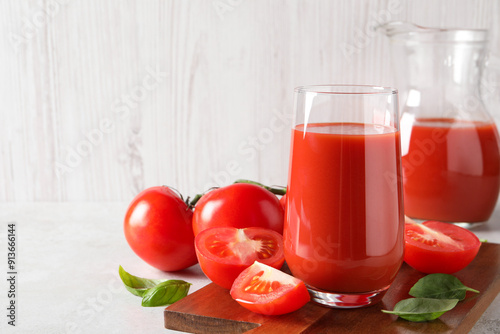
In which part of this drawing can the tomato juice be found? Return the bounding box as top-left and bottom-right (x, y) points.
(284, 123), (404, 293)
(402, 118), (500, 222)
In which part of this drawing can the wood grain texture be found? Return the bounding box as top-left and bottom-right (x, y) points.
(0, 0), (498, 201)
(164, 242), (500, 334)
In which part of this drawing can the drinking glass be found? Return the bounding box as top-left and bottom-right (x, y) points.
(284, 85), (405, 308)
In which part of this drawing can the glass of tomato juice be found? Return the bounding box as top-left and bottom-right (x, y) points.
(284, 85), (405, 308)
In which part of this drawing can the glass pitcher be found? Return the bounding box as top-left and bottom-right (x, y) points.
(379, 22), (500, 225)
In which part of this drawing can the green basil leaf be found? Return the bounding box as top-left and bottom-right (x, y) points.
(382, 298), (459, 322)
(141, 280), (191, 307)
(409, 274), (479, 300)
(119, 265), (166, 297)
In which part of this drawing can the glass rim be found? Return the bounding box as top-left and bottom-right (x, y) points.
(392, 30), (488, 44)
(294, 84), (398, 95)
(378, 21), (489, 43)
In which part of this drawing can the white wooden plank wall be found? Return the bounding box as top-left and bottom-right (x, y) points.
(1, 0), (499, 202)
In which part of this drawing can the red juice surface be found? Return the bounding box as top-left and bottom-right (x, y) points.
(284, 123), (404, 293)
(402, 118), (500, 222)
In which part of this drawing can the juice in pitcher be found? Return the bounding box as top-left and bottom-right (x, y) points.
(402, 118), (500, 222)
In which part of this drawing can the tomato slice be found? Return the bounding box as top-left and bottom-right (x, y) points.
(404, 220), (481, 274)
(195, 227), (285, 289)
(230, 262), (310, 315)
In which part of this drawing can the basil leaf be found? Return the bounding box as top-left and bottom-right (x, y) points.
(141, 280), (191, 307)
(119, 265), (166, 297)
(382, 298), (459, 322)
(409, 274), (479, 300)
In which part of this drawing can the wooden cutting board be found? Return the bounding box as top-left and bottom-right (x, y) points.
(164, 242), (500, 333)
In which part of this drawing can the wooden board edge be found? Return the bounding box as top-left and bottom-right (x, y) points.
(452, 279), (500, 334)
(164, 309), (261, 334)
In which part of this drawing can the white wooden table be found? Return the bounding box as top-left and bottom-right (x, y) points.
(0, 202), (498, 333)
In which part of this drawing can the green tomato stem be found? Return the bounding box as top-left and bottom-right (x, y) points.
(233, 179), (286, 196)
(188, 180), (287, 209)
(187, 193), (204, 208)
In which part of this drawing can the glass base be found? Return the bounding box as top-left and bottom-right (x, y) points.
(306, 284), (390, 309)
(452, 222), (485, 230)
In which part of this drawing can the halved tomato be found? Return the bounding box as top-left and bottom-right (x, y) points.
(195, 227), (285, 289)
(230, 262), (310, 315)
(404, 219), (481, 274)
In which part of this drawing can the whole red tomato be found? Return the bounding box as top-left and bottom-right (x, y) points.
(192, 183), (284, 236)
(279, 194), (286, 211)
(124, 186), (198, 271)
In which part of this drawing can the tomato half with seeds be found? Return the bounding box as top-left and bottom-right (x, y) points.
(404, 220), (481, 274)
(195, 227), (285, 289)
(230, 262), (310, 315)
